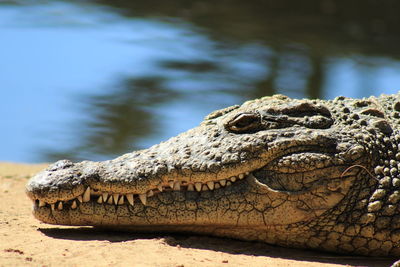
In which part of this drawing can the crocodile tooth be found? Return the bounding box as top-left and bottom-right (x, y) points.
(214, 183), (221, 189)
(83, 187), (91, 202)
(113, 194), (119, 205)
(57, 202), (63, 210)
(39, 200), (46, 207)
(168, 181), (174, 188)
(238, 173), (245, 179)
(173, 181), (181, 191)
(157, 184), (163, 192)
(51, 204), (55, 211)
(230, 177), (237, 182)
(187, 184), (194, 191)
(107, 195), (114, 205)
(102, 192), (109, 201)
(202, 185), (209, 191)
(97, 196), (103, 204)
(226, 181), (232, 186)
(147, 190), (154, 197)
(77, 195), (83, 203)
(245, 172), (249, 175)
(126, 194), (134, 206)
(195, 183), (202, 192)
(118, 195), (124, 205)
(207, 181), (214, 190)
(139, 194), (147, 205)
(71, 200), (77, 209)
(219, 179), (226, 186)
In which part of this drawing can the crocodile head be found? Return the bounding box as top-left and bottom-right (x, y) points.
(27, 94), (384, 255)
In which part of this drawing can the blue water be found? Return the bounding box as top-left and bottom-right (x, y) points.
(1, 1), (400, 163)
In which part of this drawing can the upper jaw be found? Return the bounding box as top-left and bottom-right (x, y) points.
(25, 156), (254, 204)
(25, 125), (349, 197)
(26, 136), (356, 209)
(24, 155), (266, 213)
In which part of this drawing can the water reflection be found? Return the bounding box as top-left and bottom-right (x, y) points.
(0, 1), (400, 162)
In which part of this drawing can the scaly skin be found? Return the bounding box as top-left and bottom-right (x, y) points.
(26, 94), (400, 256)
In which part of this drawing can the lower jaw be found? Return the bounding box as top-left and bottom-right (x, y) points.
(34, 207), (306, 248)
(32, 205), (237, 230)
(32, 193), (316, 249)
(32, 206), (275, 240)
(32, 179), (250, 226)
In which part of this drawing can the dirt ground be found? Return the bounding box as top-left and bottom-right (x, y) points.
(0, 162), (396, 267)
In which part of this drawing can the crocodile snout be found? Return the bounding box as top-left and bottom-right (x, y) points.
(26, 160), (88, 203)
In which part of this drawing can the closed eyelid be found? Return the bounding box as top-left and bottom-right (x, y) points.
(225, 112), (261, 133)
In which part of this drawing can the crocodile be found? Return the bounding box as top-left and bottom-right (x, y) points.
(26, 93), (400, 257)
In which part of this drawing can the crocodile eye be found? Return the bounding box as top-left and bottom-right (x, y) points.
(225, 112), (261, 133)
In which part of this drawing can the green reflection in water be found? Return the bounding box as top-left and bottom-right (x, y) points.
(33, 0), (400, 162)
(2, 0), (400, 162)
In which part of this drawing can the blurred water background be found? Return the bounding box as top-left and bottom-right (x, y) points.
(1, 0), (400, 163)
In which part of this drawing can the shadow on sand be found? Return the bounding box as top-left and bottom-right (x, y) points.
(39, 227), (396, 267)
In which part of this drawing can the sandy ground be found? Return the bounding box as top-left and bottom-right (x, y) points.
(0, 162), (397, 267)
